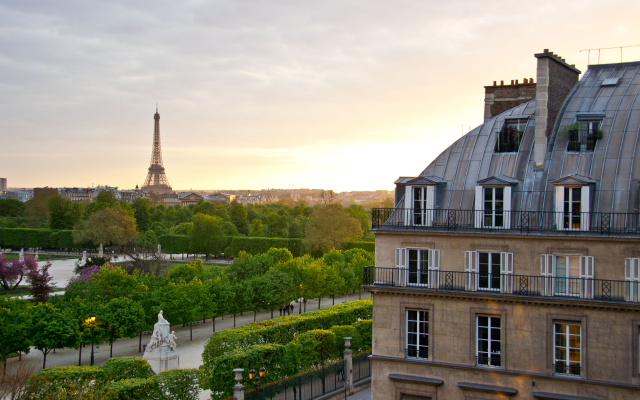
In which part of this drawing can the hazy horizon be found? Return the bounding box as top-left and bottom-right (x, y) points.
(2, 0), (639, 192)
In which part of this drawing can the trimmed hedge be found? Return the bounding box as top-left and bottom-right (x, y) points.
(344, 241), (375, 253)
(159, 234), (191, 254)
(329, 325), (361, 355)
(101, 356), (155, 381)
(101, 377), (160, 400)
(353, 319), (372, 350)
(225, 236), (305, 258)
(158, 368), (200, 400)
(24, 366), (108, 399)
(0, 228), (55, 249)
(200, 298), (372, 390)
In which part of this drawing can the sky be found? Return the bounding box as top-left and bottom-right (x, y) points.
(1, 1), (640, 192)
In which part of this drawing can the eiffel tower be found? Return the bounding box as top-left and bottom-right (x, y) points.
(142, 107), (173, 194)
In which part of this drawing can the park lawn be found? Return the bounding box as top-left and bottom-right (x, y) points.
(2, 253), (78, 262)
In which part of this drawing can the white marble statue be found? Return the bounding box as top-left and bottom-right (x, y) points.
(19, 249), (24, 263)
(34, 250), (39, 261)
(144, 309), (180, 373)
(99, 244), (104, 257)
(168, 331), (177, 350)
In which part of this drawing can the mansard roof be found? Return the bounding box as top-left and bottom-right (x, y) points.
(409, 61), (640, 214)
(477, 175), (519, 186)
(551, 174), (596, 186)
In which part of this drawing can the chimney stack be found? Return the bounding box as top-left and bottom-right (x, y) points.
(533, 49), (581, 168)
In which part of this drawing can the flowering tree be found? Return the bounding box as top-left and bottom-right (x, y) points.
(0, 255), (37, 292)
(27, 263), (55, 303)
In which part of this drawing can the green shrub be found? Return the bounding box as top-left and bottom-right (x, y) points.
(24, 365), (108, 399)
(158, 234), (190, 254)
(225, 237), (305, 257)
(0, 228), (56, 248)
(353, 319), (372, 350)
(101, 377), (161, 400)
(329, 325), (361, 356)
(292, 329), (336, 369)
(200, 299), (372, 390)
(100, 357), (155, 381)
(157, 368), (201, 400)
(344, 241), (375, 253)
(205, 343), (294, 399)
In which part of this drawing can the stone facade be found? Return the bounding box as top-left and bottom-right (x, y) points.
(368, 231), (640, 399)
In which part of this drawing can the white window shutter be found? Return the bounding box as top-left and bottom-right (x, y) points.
(404, 186), (412, 226)
(504, 186), (512, 229)
(500, 252), (514, 294)
(428, 249), (440, 289)
(425, 186), (435, 226)
(394, 248), (407, 287)
(579, 256), (594, 299)
(465, 251), (477, 291)
(541, 254), (554, 296)
(474, 186), (483, 228)
(580, 186), (590, 231)
(625, 257), (640, 302)
(555, 186), (564, 230)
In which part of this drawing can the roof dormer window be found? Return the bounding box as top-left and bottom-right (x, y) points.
(566, 121), (602, 152)
(474, 175), (518, 229)
(552, 175), (595, 232)
(494, 118), (527, 153)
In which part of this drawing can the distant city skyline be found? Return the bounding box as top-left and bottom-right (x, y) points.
(1, 1), (639, 192)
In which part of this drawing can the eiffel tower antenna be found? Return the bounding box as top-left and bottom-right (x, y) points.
(142, 107), (173, 193)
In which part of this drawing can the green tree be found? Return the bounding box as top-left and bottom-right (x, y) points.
(265, 212), (288, 238)
(229, 203), (250, 235)
(155, 278), (201, 340)
(131, 198), (151, 232)
(262, 269), (296, 318)
(171, 222), (193, 235)
(85, 265), (148, 304)
(48, 196), (83, 230)
(189, 214), (226, 257)
(306, 204), (363, 254)
(220, 221), (239, 237)
(73, 207), (138, 247)
(95, 190), (119, 206)
(248, 219), (264, 237)
(175, 207), (194, 224)
(0, 307), (31, 381)
(228, 280), (252, 327)
(167, 259), (204, 283)
(0, 199), (26, 217)
(347, 204), (369, 236)
(30, 303), (79, 369)
(100, 297), (146, 357)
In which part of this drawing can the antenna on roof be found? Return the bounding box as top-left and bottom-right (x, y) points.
(580, 44), (640, 65)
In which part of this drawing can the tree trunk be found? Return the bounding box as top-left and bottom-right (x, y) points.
(254, 311), (256, 321)
(79, 343), (82, 366)
(318, 297), (321, 309)
(2, 359), (6, 384)
(213, 317), (216, 332)
(203, 314), (205, 323)
(190, 323), (193, 341)
(332, 295), (335, 305)
(43, 350), (47, 369)
(270, 309), (273, 319)
(359, 289), (361, 300)
(233, 314), (236, 327)
(139, 331), (142, 353)
(110, 342), (113, 358)
(304, 300), (307, 312)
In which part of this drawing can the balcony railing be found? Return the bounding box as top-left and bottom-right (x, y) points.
(371, 208), (640, 236)
(476, 355), (501, 368)
(364, 267), (640, 304)
(405, 348), (429, 360)
(567, 128), (597, 152)
(554, 363), (581, 376)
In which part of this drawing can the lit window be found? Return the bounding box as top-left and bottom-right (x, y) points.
(477, 316), (501, 367)
(554, 323), (581, 376)
(563, 187), (582, 229)
(406, 310), (428, 359)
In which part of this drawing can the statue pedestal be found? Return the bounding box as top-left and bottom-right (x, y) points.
(143, 345), (180, 373)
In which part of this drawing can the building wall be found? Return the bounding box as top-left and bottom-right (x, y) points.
(0, 178), (6, 192)
(374, 231), (639, 280)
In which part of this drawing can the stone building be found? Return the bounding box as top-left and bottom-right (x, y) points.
(366, 50), (640, 399)
(484, 78), (536, 122)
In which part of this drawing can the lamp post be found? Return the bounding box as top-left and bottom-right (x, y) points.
(88, 312), (96, 366)
(248, 365), (266, 396)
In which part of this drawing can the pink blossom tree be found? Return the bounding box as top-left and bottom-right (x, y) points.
(0, 255), (37, 292)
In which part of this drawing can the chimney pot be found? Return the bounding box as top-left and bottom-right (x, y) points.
(530, 78), (534, 83)
(511, 80), (514, 85)
(493, 81), (496, 86)
(501, 80), (504, 85)
(515, 79), (519, 84)
(544, 49), (549, 54)
(524, 78), (528, 84)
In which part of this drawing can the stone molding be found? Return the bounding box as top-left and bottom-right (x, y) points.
(457, 381), (517, 395)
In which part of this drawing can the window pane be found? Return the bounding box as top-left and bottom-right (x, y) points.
(419, 322), (428, 334)
(490, 318), (501, 328)
(478, 316), (488, 327)
(407, 310), (417, 321)
(491, 328), (501, 341)
(408, 333), (417, 345)
(556, 258), (567, 277)
(569, 349), (581, 362)
(569, 324), (580, 336)
(419, 335), (428, 346)
(419, 311), (428, 322)
(478, 340), (488, 353)
(555, 334), (566, 347)
(407, 321), (417, 333)
(478, 327), (488, 340)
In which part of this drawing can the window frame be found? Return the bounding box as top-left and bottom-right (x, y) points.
(483, 187), (505, 228)
(546, 314), (587, 378)
(554, 255), (581, 297)
(405, 309), (429, 360)
(477, 251), (501, 291)
(476, 315), (502, 368)
(567, 119), (602, 152)
(553, 322), (582, 377)
(407, 248), (429, 286)
(494, 118), (528, 153)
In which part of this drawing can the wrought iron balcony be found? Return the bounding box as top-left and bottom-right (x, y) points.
(405, 348), (429, 360)
(364, 267), (640, 305)
(371, 208), (640, 236)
